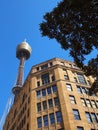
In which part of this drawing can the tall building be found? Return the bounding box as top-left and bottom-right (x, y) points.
(3, 57), (98, 130)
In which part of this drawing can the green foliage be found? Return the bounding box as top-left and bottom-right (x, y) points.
(40, 0), (98, 94)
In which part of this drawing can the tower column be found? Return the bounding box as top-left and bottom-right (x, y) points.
(12, 40), (32, 100)
(16, 57), (25, 87)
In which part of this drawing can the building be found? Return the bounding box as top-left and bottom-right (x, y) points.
(3, 58), (98, 130)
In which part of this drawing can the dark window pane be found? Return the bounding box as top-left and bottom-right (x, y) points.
(48, 99), (53, 108)
(49, 113), (55, 124)
(47, 87), (52, 95)
(56, 111), (62, 123)
(41, 73), (50, 84)
(41, 64), (48, 69)
(66, 84), (72, 91)
(52, 85), (57, 93)
(91, 113), (98, 123)
(42, 89), (46, 96)
(37, 81), (40, 87)
(42, 101), (47, 110)
(77, 86), (82, 93)
(54, 97), (59, 106)
(36, 90), (41, 98)
(64, 75), (69, 80)
(77, 126), (84, 130)
(52, 75), (55, 81)
(37, 117), (42, 128)
(37, 103), (41, 112)
(77, 73), (86, 84)
(73, 109), (81, 120)
(43, 115), (48, 126)
(85, 112), (92, 122)
(69, 96), (76, 104)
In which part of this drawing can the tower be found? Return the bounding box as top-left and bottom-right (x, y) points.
(12, 40), (32, 99)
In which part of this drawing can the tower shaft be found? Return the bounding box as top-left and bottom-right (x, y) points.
(12, 41), (32, 99)
(16, 57), (25, 87)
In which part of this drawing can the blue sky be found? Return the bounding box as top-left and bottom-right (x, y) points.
(0, 0), (68, 122)
(0, 0), (97, 127)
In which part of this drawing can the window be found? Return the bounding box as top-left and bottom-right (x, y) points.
(77, 126), (84, 130)
(37, 103), (41, 112)
(66, 84), (72, 91)
(91, 113), (97, 123)
(37, 117), (42, 128)
(36, 90), (41, 98)
(77, 73), (86, 84)
(63, 68), (66, 71)
(85, 112), (92, 122)
(86, 99), (92, 108)
(49, 113), (55, 124)
(42, 89), (46, 96)
(52, 85), (57, 93)
(91, 100), (97, 108)
(51, 75), (55, 81)
(41, 64), (48, 69)
(50, 62), (53, 66)
(77, 86), (82, 93)
(61, 62), (65, 65)
(42, 101), (47, 110)
(37, 67), (39, 71)
(73, 109), (81, 120)
(69, 64), (72, 67)
(47, 87), (52, 95)
(37, 81), (40, 87)
(81, 98), (86, 107)
(69, 96), (76, 104)
(56, 111), (62, 123)
(41, 73), (50, 85)
(82, 88), (87, 94)
(48, 99), (53, 108)
(64, 75), (69, 80)
(43, 115), (48, 126)
(54, 97), (59, 106)
(74, 77), (78, 83)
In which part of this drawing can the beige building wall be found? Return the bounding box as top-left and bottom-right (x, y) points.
(3, 58), (98, 130)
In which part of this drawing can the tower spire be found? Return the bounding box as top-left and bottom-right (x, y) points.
(12, 40), (32, 99)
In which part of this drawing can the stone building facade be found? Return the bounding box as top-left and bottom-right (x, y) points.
(3, 58), (98, 130)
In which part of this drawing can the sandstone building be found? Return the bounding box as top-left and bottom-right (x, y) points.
(3, 58), (98, 130)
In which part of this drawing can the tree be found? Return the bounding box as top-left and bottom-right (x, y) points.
(40, 0), (98, 95)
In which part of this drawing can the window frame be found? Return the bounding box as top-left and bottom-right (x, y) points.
(49, 113), (55, 124)
(43, 115), (48, 126)
(73, 109), (81, 120)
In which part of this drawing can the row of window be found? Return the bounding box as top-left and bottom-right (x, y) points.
(69, 95), (98, 109)
(81, 98), (98, 108)
(61, 61), (79, 70)
(36, 62), (53, 71)
(37, 74), (55, 86)
(66, 83), (91, 95)
(73, 109), (98, 123)
(37, 97), (59, 112)
(77, 86), (88, 94)
(86, 112), (98, 123)
(37, 111), (62, 128)
(36, 85), (57, 98)
(64, 73), (87, 85)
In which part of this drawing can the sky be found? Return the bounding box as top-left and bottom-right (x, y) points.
(0, 0), (97, 127)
